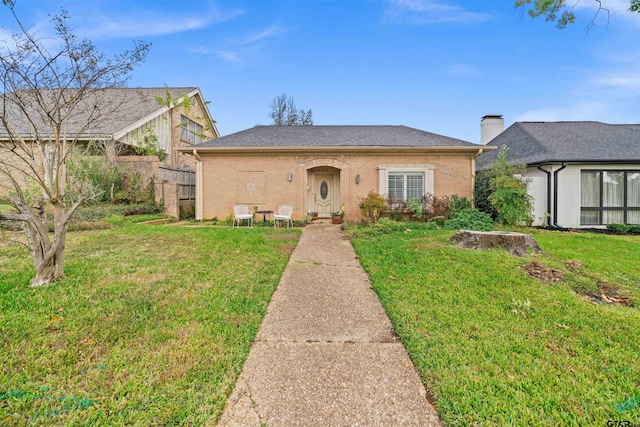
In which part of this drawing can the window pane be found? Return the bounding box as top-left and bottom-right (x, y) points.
(580, 210), (599, 225)
(388, 174), (404, 201)
(180, 115), (203, 144)
(628, 172), (640, 207)
(627, 210), (640, 224)
(602, 210), (624, 224)
(603, 171), (624, 207)
(406, 173), (424, 200)
(581, 171), (600, 207)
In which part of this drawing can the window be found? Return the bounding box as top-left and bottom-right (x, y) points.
(180, 115), (203, 145)
(378, 165), (435, 202)
(580, 170), (640, 225)
(388, 172), (425, 201)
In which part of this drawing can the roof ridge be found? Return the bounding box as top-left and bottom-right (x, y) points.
(513, 122), (553, 160)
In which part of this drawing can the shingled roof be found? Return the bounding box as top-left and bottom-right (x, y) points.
(478, 121), (640, 167)
(193, 125), (478, 148)
(1, 87), (203, 138)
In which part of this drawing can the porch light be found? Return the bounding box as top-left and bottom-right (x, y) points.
(287, 172), (293, 182)
(355, 174), (361, 184)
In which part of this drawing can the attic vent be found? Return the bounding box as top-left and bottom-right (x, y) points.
(192, 98), (198, 107)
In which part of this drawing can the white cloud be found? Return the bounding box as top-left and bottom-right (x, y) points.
(591, 72), (640, 92)
(514, 102), (610, 122)
(215, 50), (241, 63)
(191, 25), (288, 64)
(384, 0), (491, 24)
(78, 4), (245, 39)
(242, 25), (287, 45)
(572, 0), (640, 27)
(514, 98), (639, 124)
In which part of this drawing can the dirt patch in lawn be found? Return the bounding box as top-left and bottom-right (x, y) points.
(577, 281), (633, 307)
(523, 259), (633, 307)
(522, 260), (565, 283)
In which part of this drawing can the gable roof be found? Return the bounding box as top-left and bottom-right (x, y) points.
(186, 125), (482, 152)
(1, 87), (219, 139)
(478, 121), (640, 167)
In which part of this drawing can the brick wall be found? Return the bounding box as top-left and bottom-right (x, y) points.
(198, 152), (475, 221)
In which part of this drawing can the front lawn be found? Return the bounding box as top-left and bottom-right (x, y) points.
(350, 226), (640, 426)
(0, 221), (299, 425)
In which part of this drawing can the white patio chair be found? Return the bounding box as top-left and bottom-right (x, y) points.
(233, 205), (253, 228)
(274, 205), (293, 229)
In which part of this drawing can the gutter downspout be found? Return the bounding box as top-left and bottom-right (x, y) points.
(472, 148), (484, 200)
(536, 165), (551, 227)
(193, 149), (203, 221)
(552, 163), (567, 227)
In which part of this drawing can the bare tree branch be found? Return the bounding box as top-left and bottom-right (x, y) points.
(0, 5), (150, 286)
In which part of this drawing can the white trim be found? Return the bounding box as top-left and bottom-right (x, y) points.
(378, 164), (435, 198)
(113, 88), (220, 141)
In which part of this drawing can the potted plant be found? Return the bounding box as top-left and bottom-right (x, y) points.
(331, 210), (344, 224)
(310, 211), (318, 222)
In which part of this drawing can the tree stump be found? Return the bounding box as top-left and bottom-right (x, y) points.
(449, 230), (543, 257)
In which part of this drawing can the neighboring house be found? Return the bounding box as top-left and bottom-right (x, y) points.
(1, 86), (219, 198)
(1, 86), (218, 166)
(177, 125), (493, 221)
(478, 116), (640, 228)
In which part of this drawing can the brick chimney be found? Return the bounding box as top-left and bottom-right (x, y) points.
(481, 114), (503, 145)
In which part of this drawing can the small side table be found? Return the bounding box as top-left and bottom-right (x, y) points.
(256, 210), (273, 223)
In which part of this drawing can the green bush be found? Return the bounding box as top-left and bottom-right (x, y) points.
(359, 191), (386, 224)
(631, 225), (640, 233)
(113, 173), (155, 204)
(488, 146), (533, 226)
(474, 173), (498, 220)
(607, 223), (633, 234)
(448, 194), (472, 219)
(444, 208), (493, 231)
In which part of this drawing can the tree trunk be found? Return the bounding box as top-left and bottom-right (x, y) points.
(3, 198), (72, 287)
(449, 230), (544, 257)
(31, 247), (66, 287)
(23, 212), (67, 287)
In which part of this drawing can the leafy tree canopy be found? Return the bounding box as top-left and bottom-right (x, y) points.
(515, 0), (640, 29)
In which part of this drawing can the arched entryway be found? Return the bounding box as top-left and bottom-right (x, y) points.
(307, 166), (341, 217)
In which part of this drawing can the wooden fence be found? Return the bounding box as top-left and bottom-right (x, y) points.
(158, 165), (195, 201)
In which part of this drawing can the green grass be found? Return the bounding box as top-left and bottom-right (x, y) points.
(349, 226), (640, 426)
(0, 203), (15, 214)
(0, 221), (299, 426)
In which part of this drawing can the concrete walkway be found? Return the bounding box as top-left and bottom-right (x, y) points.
(217, 222), (442, 426)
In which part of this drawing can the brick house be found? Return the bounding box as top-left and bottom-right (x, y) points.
(1, 87), (219, 198)
(177, 125), (493, 221)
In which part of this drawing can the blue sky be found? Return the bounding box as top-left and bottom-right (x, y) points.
(1, 0), (639, 144)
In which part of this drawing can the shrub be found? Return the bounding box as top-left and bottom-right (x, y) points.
(425, 194), (450, 220)
(444, 208), (493, 231)
(113, 173), (155, 204)
(359, 191), (386, 224)
(488, 146), (533, 226)
(474, 172), (498, 220)
(390, 193), (450, 222)
(61, 203), (163, 224)
(448, 194), (472, 219)
(179, 203), (195, 220)
(631, 225), (640, 233)
(607, 223), (633, 234)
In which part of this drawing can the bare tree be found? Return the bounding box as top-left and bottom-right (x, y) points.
(0, 4), (150, 286)
(268, 92), (313, 126)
